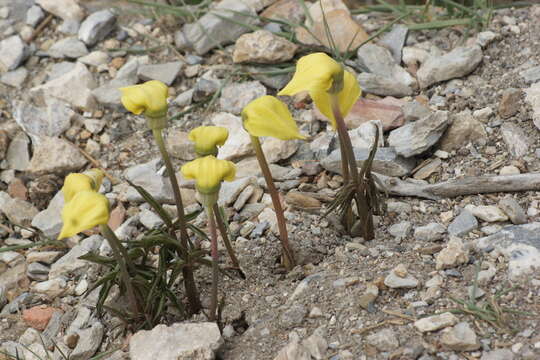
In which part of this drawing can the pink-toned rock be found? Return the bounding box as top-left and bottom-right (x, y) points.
(261, 0), (305, 23)
(315, 97), (405, 131)
(295, 9), (369, 53)
(108, 202), (126, 231)
(22, 305), (60, 331)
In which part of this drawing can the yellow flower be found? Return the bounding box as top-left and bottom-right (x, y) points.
(188, 126), (229, 156)
(62, 169), (104, 203)
(278, 52), (360, 129)
(241, 95), (306, 140)
(58, 190), (110, 239)
(119, 80), (169, 118)
(180, 155), (236, 195)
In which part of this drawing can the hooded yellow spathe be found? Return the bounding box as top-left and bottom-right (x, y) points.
(180, 155), (236, 195)
(58, 190), (110, 240)
(242, 95), (306, 140)
(278, 52), (360, 129)
(188, 126), (229, 156)
(119, 80), (169, 118)
(62, 169), (104, 203)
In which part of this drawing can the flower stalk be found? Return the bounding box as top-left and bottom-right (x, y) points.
(249, 135), (295, 270)
(152, 126), (201, 313)
(205, 204), (219, 321)
(213, 203), (242, 274)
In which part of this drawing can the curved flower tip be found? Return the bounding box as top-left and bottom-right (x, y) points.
(180, 155), (236, 195)
(242, 95), (306, 141)
(311, 70), (361, 129)
(278, 52), (343, 97)
(58, 190), (110, 240)
(119, 80), (169, 118)
(62, 169), (105, 203)
(188, 126), (229, 156)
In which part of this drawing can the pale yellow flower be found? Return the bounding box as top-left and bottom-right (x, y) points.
(58, 190), (110, 239)
(119, 80), (169, 118)
(180, 156), (236, 195)
(62, 169), (104, 203)
(242, 95), (306, 140)
(278, 52), (360, 129)
(188, 126), (229, 156)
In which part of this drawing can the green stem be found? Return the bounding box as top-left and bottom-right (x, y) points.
(206, 205), (219, 321)
(99, 224), (139, 315)
(152, 127), (201, 313)
(250, 135), (295, 270)
(213, 203), (241, 273)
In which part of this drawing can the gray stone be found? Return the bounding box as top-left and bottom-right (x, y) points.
(0, 35), (29, 71)
(480, 349), (514, 360)
(448, 210), (478, 236)
(31, 277), (68, 298)
(356, 43), (416, 96)
(173, 89), (194, 107)
(218, 177), (253, 206)
(27, 262), (50, 281)
(26, 5), (45, 27)
(78, 9), (116, 46)
(233, 29), (297, 64)
(78, 50), (110, 67)
(280, 304), (307, 328)
(357, 72), (414, 97)
(58, 19), (81, 34)
(30, 62), (97, 110)
(499, 197), (527, 225)
(129, 322), (223, 360)
(6, 131), (30, 171)
(211, 112), (252, 160)
(500, 122), (530, 158)
(366, 328), (399, 351)
(439, 110), (487, 151)
(440, 322), (480, 351)
(0, 192), (38, 226)
(219, 81), (267, 115)
(519, 65), (540, 83)
(70, 322), (104, 360)
(13, 98), (74, 143)
(48, 37), (88, 58)
(388, 221), (411, 240)
(321, 146), (415, 177)
(122, 159), (178, 203)
(36, 0), (85, 21)
(384, 265), (418, 289)
(525, 81), (540, 130)
(0, 67), (28, 88)
(388, 111), (449, 158)
(414, 312), (458, 332)
(348, 120), (384, 149)
(436, 237), (469, 270)
(92, 77), (134, 108)
(137, 61), (184, 86)
(31, 191), (64, 239)
(28, 137), (87, 175)
(417, 45), (483, 89)
(47, 61), (76, 81)
(476, 31), (498, 48)
(378, 24), (408, 63)
(49, 235), (103, 278)
(402, 100), (432, 122)
(465, 204), (508, 223)
(178, 0), (258, 55)
(476, 222), (540, 279)
(139, 209), (164, 229)
(415, 222), (446, 241)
